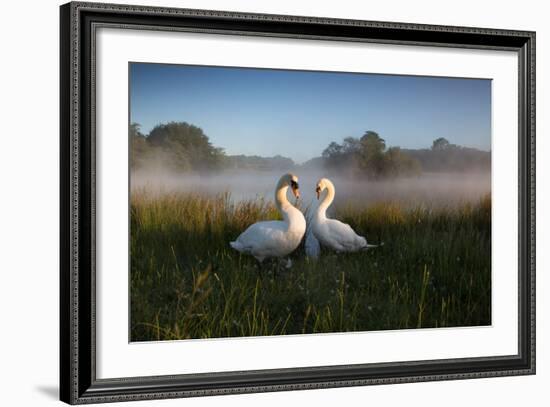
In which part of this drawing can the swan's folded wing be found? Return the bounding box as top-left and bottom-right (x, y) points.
(327, 219), (367, 251)
(305, 228), (321, 259)
(232, 220), (287, 252)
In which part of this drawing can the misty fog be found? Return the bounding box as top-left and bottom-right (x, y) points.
(131, 169), (491, 210)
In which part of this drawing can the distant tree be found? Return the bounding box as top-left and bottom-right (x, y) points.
(360, 131), (386, 153)
(226, 154), (295, 171)
(269, 155), (295, 170)
(432, 137), (451, 151)
(342, 137), (361, 154)
(321, 133), (489, 176)
(384, 147), (422, 177)
(130, 123), (143, 139)
(321, 130), (421, 179)
(322, 142), (343, 158)
(130, 123), (151, 170)
(129, 121), (229, 172)
(358, 131), (386, 177)
(147, 122), (225, 171)
(300, 156), (326, 170)
(403, 138), (490, 172)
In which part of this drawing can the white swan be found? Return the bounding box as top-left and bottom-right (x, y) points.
(310, 178), (378, 253)
(230, 173), (306, 264)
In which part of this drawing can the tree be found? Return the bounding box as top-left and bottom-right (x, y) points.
(342, 137), (361, 154)
(129, 121), (229, 172)
(129, 123), (143, 139)
(358, 131), (386, 178)
(384, 147), (422, 177)
(147, 122), (225, 171)
(226, 154), (295, 171)
(130, 123), (151, 170)
(320, 130), (421, 179)
(360, 131), (386, 153)
(432, 137), (450, 151)
(322, 142), (343, 158)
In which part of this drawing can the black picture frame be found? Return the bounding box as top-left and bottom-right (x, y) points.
(60, 1), (536, 404)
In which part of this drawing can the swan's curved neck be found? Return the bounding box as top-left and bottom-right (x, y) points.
(274, 177), (304, 233)
(317, 182), (335, 220)
(275, 184), (292, 217)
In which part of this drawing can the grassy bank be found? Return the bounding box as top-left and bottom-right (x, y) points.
(130, 190), (491, 341)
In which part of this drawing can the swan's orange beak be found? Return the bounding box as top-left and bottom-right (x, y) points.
(315, 186), (321, 200)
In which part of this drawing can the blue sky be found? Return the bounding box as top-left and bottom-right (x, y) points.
(130, 63), (491, 163)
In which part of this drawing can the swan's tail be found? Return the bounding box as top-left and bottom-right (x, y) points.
(361, 232), (384, 250)
(361, 236), (384, 250)
(364, 242), (383, 249)
(230, 241), (243, 251)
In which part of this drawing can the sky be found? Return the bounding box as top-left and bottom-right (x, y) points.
(130, 63), (491, 163)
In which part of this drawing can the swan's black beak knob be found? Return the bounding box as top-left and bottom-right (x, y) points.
(315, 186), (321, 200)
(290, 180), (300, 199)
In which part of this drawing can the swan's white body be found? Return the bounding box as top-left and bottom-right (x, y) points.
(230, 174), (306, 262)
(310, 178), (375, 254)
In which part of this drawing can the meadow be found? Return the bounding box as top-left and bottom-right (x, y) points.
(130, 184), (491, 341)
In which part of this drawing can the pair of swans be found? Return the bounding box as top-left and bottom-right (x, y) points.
(229, 173), (377, 264)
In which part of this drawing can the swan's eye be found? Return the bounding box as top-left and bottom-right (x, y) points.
(290, 180), (299, 189)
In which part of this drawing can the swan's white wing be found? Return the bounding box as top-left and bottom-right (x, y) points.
(231, 220), (285, 251)
(305, 228), (321, 259)
(322, 219), (367, 252)
(304, 203), (321, 259)
(230, 220), (299, 260)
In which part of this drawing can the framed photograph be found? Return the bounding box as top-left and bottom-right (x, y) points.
(60, 1), (535, 404)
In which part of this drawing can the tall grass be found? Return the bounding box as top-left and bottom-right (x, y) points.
(130, 189), (491, 341)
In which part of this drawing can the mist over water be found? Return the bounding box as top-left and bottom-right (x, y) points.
(131, 169), (491, 210)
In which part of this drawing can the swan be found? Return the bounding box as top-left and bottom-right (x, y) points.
(230, 173), (306, 264)
(310, 178), (379, 253)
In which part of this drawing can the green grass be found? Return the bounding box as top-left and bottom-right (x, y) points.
(130, 189), (491, 341)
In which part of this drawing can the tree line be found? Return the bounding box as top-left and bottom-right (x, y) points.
(321, 131), (421, 179)
(130, 122), (225, 172)
(131, 122), (295, 173)
(402, 137), (491, 173)
(320, 133), (490, 178)
(131, 121), (490, 178)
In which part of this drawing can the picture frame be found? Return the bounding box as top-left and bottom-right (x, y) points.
(60, 1), (536, 404)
